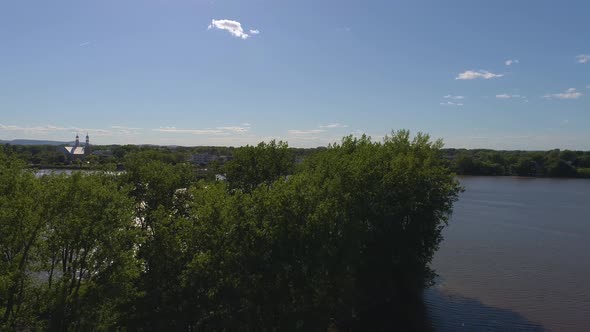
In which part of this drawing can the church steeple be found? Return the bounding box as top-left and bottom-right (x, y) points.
(75, 133), (80, 147)
(84, 133), (90, 155)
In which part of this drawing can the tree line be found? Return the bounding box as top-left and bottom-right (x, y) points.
(1, 131), (461, 330)
(445, 149), (590, 178)
(5, 141), (590, 179)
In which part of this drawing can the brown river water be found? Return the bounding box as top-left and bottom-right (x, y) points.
(424, 176), (590, 331)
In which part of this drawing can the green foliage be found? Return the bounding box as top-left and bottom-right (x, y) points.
(446, 148), (588, 178)
(0, 153), (44, 330)
(514, 157), (537, 176)
(137, 131), (461, 330)
(39, 174), (140, 330)
(1, 131), (462, 330)
(577, 168), (590, 178)
(224, 140), (294, 192)
(0, 150), (140, 330)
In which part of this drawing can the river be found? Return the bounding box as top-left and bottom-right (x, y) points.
(425, 176), (590, 331)
(34, 169), (123, 178)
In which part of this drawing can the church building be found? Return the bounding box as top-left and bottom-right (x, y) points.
(63, 133), (91, 162)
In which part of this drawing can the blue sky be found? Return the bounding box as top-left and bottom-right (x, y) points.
(1, 0), (589, 149)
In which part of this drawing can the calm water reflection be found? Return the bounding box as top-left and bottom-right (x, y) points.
(426, 176), (590, 331)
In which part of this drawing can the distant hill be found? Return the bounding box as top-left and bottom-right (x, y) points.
(0, 139), (71, 146)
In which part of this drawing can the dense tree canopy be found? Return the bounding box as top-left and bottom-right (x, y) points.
(1, 131), (461, 330)
(0, 153), (139, 330)
(446, 149), (590, 178)
(224, 140), (294, 192)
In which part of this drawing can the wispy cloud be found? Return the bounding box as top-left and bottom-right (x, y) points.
(110, 126), (143, 135)
(456, 70), (504, 80)
(290, 122), (349, 135)
(216, 126), (250, 133)
(543, 88), (583, 100)
(287, 129), (326, 136)
(154, 127), (223, 135)
(154, 124), (251, 135)
(0, 124), (110, 135)
(443, 94), (465, 100)
(79, 42), (91, 47)
(505, 59), (519, 66)
(576, 54), (590, 64)
(496, 94), (525, 99)
(111, 126), (142, 130)
(440, 101), (463, 106)
(319, 123), (348, 129)
(207, 19), (258, 39)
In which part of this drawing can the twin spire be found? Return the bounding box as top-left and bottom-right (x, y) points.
(74, 133), (90, 148)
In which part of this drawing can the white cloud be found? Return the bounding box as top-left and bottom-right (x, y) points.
(543, 88), (582, 100)
(496, 94), (524, 99)
(0, 124), (153, 145)
(154, 125), (251, 135)
(440, 101), (463, 106)
(109, 126), (143, 136)
(576, 54), (590, 64)
(443, 94), (465, 100)
(111, 126), (142, 130)
(0, 124), (110, 135)
(216, 126), (250, 133)
(456, 70), (504, 80)
(287, 129), (326, 136)
(319, 123), (348, 129)
(290, 122), (349, 136)
(79, 42), (91, 47)
(207, 19), (258, 39)
(154, 127), (222, 135)
(505, 59), (519, 66)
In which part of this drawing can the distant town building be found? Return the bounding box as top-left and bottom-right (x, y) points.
(63, 133), (90, 162)
(192, 153), (217, 165)
(191, 153), (233, 166)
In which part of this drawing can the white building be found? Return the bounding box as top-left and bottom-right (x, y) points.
(63, 133), (90, 161)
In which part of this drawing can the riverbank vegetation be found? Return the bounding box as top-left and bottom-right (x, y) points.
(4, 140), (590, 179)
(0, 131), (460, 330)
(446, 149), (590, 178)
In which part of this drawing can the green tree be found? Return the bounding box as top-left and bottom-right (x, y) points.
(0, 152), (44, 330)
(119, 158), (195, 329)
(546, 159), (577, 177)
(514, 157), (537, 176)
(224, 140), (294, 192)
(179, 131), (461, 330)
(39, 173), (140, 330)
